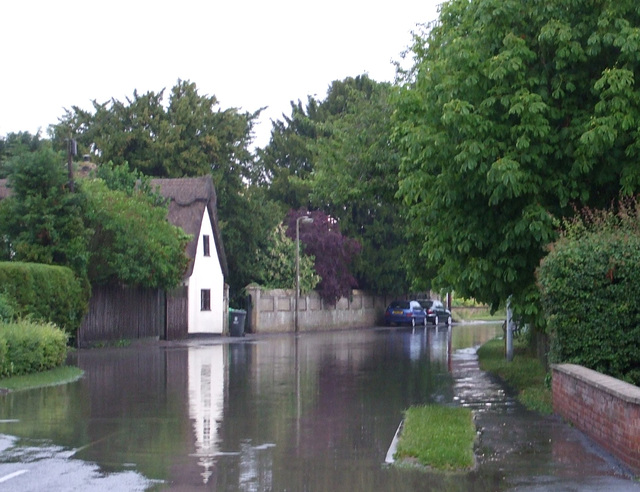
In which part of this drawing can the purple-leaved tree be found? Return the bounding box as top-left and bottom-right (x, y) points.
(286, 209), (361, 305)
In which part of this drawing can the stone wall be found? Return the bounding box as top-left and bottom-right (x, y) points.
(552, 363), (640, 473)
(244, 286), (391, 333)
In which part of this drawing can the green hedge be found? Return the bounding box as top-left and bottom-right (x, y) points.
(538, 215), (640, 384)
(0, 321), (68, 377)
(0, 262), (89, 337)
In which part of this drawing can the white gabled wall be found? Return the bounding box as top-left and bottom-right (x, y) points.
(187, 208), (225, 334)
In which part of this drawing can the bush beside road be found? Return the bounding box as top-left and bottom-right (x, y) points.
(0, 320), (70, 380)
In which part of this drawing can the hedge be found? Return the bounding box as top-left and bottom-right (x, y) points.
(0, 321), (68, 377)
(538, 211), (640, 385)
(0, 262), (89, 337)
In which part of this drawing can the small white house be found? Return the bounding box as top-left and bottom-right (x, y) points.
(152, 176), (228, 335)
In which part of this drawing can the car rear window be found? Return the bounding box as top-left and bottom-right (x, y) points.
(390, 301), (410, 309)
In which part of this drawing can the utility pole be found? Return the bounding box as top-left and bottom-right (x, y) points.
(67, 138), (77, 192)
(506, 296), (514, 362)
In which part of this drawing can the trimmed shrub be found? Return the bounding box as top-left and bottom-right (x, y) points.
(0, 292), (16, 322)
(538, 201), (640, 384)
(0, 262), (89, 337)
(0, 321), (68, 377)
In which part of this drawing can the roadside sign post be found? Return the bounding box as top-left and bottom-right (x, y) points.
(506, 297), (514, 362)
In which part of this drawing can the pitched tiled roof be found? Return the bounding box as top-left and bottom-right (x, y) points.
(151, 176), (228, 280)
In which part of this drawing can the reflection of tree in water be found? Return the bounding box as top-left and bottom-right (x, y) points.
(286, 328), (458, 460)
(451, 323), (503, 351)
(0, 381), (89, 446)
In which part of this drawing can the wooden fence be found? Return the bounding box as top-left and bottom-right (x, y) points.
(166, 286), (188, 340)
(79, 285), (166, 347)
(79, 284), (227, 346)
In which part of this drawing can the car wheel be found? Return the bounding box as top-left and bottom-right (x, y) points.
(447, 315), (452, 325)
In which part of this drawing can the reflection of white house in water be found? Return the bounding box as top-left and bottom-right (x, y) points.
(408, 326), (452, 364)
(429, 325), (452, 366)
(409, 330), (426, 361)
(188, 346), (225, 484)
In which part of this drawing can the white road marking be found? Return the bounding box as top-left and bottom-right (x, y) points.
(385, 420), (403, 464)
(0, 469), (28, 483)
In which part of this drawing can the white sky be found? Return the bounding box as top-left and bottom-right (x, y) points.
(1, 0), (440, 148)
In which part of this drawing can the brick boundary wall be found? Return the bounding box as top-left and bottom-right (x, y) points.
(552, 363), (640, 473)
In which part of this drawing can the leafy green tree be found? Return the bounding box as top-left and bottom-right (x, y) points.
(260, 76), (411, 294)
(0, 131), (48, 178)
(51, 79), (264, 300)
(0, 148), (90, 276)
(52, 80), (259, 181)
(160, 81), (260, 182)
(82, 179), (190, 289)
(95, 160), (164, 206)
(52, 90), (166, 175)
(286, 209), (361, 305)
(253, 223), (320, 291)
(309, 76), (409, 294)
(393, 0), (640, 319)
(221, 186), (284, 304)
(257, 100), (320, 209)
(0, 150), (189, 290)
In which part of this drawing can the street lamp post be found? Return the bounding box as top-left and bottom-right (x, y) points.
(295, 215), (313, 333)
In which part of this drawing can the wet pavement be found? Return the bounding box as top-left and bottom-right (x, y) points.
(0, 324), (637, 491)
(452, 346), (640, 491)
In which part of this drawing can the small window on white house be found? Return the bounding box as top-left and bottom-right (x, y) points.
(201, 289), (211, 311)
(203, 235), (210, 257)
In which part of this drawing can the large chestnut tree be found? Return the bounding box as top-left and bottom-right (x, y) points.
(393, 0), (640, 320)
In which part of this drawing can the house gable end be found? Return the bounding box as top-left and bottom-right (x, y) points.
(151, 176), (228, 280)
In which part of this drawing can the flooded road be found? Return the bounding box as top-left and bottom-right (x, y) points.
(0, 324), (637, 491)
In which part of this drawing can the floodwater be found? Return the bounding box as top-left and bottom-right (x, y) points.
(0, 324), (637, 491)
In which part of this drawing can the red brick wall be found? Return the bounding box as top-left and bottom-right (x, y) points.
(552, 364), (640, 473)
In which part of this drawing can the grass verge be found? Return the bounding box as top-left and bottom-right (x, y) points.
(451, 306), (505, 322)
(394, 405), (476, 471)
(477, 338), (552, 414)
(0, 365), (84, 392)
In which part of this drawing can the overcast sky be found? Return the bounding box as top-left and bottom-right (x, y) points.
(1, 1), (441, 148)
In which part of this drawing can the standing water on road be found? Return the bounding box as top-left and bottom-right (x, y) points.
(0, 324), (636, 491)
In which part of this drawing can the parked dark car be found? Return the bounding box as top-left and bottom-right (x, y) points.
(417, 299), (452, 325)
(384, 300), (427, 327)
